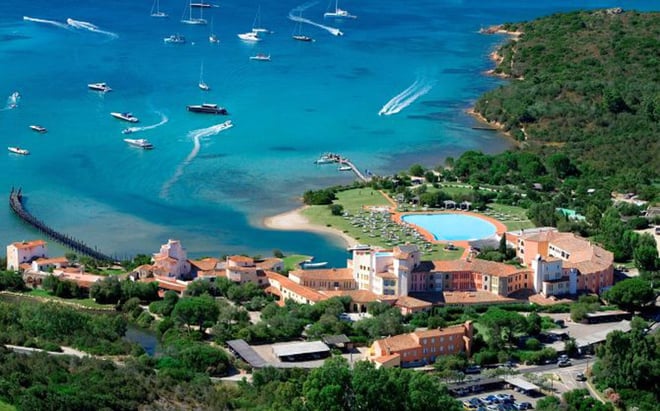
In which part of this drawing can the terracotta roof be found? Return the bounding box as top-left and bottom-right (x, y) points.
(372, 353), (400, 364)
(153, 275), (188, 292)
(375, 334), (418, 353)
(59, 273), (104, 288)
(189, 257), (218, 271)
(375, 271), (398, 280)
(320, 289), (381, 304)
(395, 296), (432, 309)
(227, 265), (257, 273)
(393, 244), (418, 259)
(289, 268), (354, 281)
(256, 258), (283, 270)
(265, 271), (327, 303)
(524, 231), (614, 274)
(228, 255), (254, 264)
(10, 240), (46, 249)
(443, 291), (517, 305)
(34, 256), (68, 265)
(430, 259), (527, 278)
(413, 324), (467, 340)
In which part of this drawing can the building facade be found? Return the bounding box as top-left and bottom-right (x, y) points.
(152, 239), (191, 279)
(7, 240), (47, 271)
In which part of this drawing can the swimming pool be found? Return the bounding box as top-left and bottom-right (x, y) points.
(401, 213), (497, 241)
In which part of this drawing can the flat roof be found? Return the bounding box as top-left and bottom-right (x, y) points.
(272, 341), (330, 358)
(504, 377), (540, 391)
(575, 320), (631, 347)
(226, 339), (268, 368)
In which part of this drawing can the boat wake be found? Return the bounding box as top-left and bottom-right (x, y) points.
(0, 92), (21, 111)
(66, 18), (118, 39)
(288, 3), (343, 36)
(160, 121), (233, 198)
(378, 77), (435, 116)
(122, 113), (168, 134)
(23, 16), (71, 30)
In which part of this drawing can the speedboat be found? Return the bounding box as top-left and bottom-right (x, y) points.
(186, 103), (228, 115)
(88, 82), (112, 92)
(209, 34), (219, 43)
(314, 154), (336, 164)
(219, 120), (233, 130)
(110, 112), (139, 123)
(302, 261), (328, 268)
(122, 127), (139, 134)
(238, 32), (261, 42)
(29, 125), (47, 133)
(191, 2), (216, 8)
(199, 82), (210, 91)
(338, 165), (352, 171)
(164, 34), (186, 44)
(293, 34), (314, 42)
(8, 147), (29, 155)
(249, 53), (271, 61)
(124, 138), (154, 149)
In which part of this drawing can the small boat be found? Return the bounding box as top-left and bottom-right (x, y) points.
(209, 18), (219, 43)
(302, 261), (328, 268)
(238, 31), (261, 42)
(199, 62), (210, 91)
(293, 34), (313, 42)
(218, 120), (233, 130)
(324, 0), (357, 19)
(186, 103), (228, 114)
(251, 5), (271, 34)
(164, 34), (186, 44)
(88, 82), (112, 92)
(124, 138), (154, 149)
(314, 154), (336, 164)
(8, 147), (29, 155)
(29, 125), (47, 133)
(292, 11), (314, 42)
(249, 53), (271, 61)
(191, 2), (217, 8)
(110, 112), (140, 123)
(338, 165), (352, 171)
(181, 0), (207, 25)
(122, 127), (139, 134)
(150, 0), (168, 17)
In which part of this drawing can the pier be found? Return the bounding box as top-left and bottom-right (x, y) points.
(318, 153), (373, 183)
(9, 188), (114, 262)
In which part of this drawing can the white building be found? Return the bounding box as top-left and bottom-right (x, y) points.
(346, 244), (420, 297)
(6, 240), (48, 271)
(152, 239), (191, 279)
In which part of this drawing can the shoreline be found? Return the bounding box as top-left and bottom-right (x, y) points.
(262, 206), (359, 248)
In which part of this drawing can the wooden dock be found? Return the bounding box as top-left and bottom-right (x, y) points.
(9, 188), (114, 262)
(319, 153), (373, 183)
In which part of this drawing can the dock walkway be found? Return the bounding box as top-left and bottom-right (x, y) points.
(318, 153), (373, 183)
(9, 188), (114, 262)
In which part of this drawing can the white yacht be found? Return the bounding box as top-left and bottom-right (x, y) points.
(29, 125), (47, 133)
(88, 82), (112, 92)
(181, 0), (207, 25)
(164, 34), (186, 44)
(150, 0), (167, 17)
(238, 31), (261, 42)
(124, 138), (154, 149)
(249, 53), (271, 61)
(110, 112), (140, 123)
(8, 147), (29, 155)
(324, 0), (357, 18)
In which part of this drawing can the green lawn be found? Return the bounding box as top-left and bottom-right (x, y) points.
(282, 254), (311, 272)
(26, 289), (114, 309)
(302, 188), (464, 260)
(485, 203), (535, 231)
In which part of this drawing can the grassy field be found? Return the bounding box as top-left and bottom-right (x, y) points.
(26, 289), (114, 309)
(485, 203), (535, 231)
(282, 254), (311, 272)
(0, 401), (16, 411)
(302, 188), (463, 260)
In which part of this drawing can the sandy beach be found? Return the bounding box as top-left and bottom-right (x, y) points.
(262, 206), (359, 248)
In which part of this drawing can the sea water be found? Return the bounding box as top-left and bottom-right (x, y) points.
(0, 0), (655, 265)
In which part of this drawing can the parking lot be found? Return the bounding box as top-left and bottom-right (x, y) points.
(457, 387), (543, 410)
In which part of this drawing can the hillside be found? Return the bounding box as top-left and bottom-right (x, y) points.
(475, 9), (659, 190)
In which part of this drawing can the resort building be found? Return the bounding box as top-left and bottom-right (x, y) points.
(6, 240), (48, 271)
(152, 239), (191, 279)
(369, 321), (474, 368)
(225, 255), (268, 286)
(507, 228), (614, 295)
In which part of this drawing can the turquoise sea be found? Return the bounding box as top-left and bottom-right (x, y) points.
(0, 0), (656, 265)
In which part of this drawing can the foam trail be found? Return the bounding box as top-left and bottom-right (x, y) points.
(287, 8), (343, 36)
(66, 18), (118, 39)
(384, 83), (433, 115)
(122, 113), (168, 134)
(23, 16), (70, 30)
(1, 92), (21, 111)
(160, 121), (233, 198)
(378, 80), (420, 115)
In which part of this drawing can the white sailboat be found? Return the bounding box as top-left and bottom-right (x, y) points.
(209, 18), (219, 43)
(251, 5), (271, 34)
(324, 0), (357, 19)
(198, 62), (210, 91)
(181, 0), (207, 25)
(151, 0), (168, 17)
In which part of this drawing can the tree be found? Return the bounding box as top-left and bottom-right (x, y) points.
(0, 271), (26, 291)
(90, 276), (122, 304)
(330, 204), (344, 216)
(303, 356), (352, 411)
(409, 164), (425, 177)
(171, 295), (220, 337)
(633, 233), (659, 273)
(604, 278), (655, 312)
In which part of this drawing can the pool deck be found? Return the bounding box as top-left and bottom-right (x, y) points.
(391, 209), (508, 258)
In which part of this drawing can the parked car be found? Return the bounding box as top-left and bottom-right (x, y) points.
(558, 359), (572, 367)
(516, 402), (533, 410)
(482, 395), (499, 405)
(496, 393), (514, 403)
(576, 373), (587, 382)
(465, 365), (482, 374)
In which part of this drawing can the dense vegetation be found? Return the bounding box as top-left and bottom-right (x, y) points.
(476, 10), (659, 194)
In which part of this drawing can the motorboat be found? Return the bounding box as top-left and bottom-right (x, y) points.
(249, 53), (271, 61)
(110, 112), (140, 123)
(88, 82), (112, 92)
(314, 154), (337, 164)
(218, 120), (234, 130)
(164, 34), (186, 44)
(238, 31), (261, 42)
(338, 165), (352, 171)
(199, 82), (210, 91)
(124, 138), (154, 149)
(29, 125), (47, 133)
(186, 103), (228, 115)
(122, 127), (139, 134)
(8, 147), (29, 155)
(302, 261), (328, 268)
(191, 2), (217, 8)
